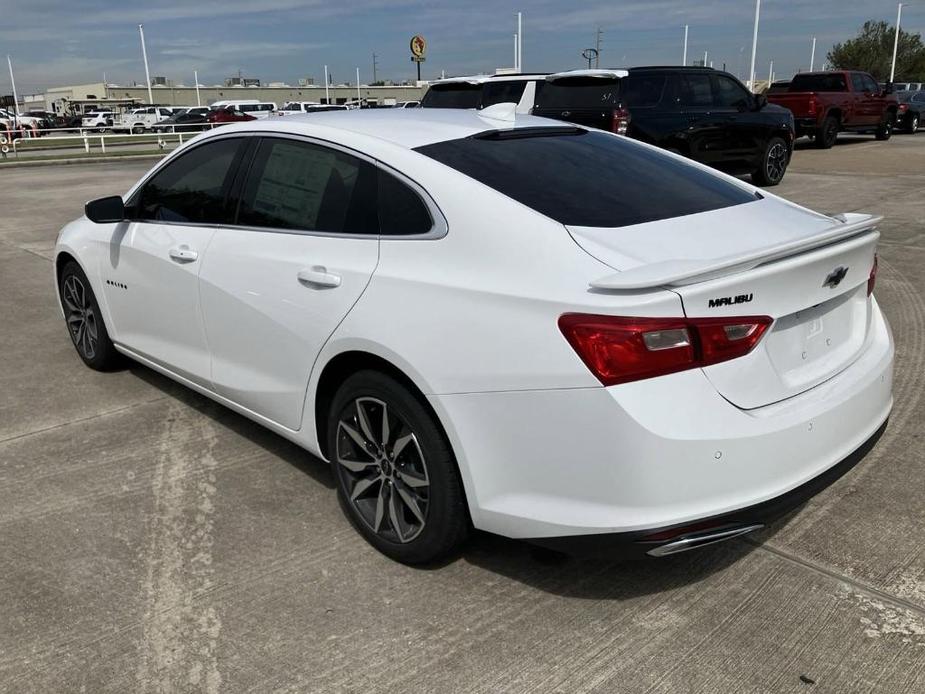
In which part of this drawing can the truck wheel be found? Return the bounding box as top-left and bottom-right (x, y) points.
(875, 115), (894, 141)
(751, 137), (789, 187)
(906, 114), (918, 135)
(131, 125), (144, 135)
(814, 116), (838, 149)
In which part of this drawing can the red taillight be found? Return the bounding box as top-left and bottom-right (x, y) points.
(868, 254), (878, 296)
(899, 103), (909, 113)
(610, 107), (631, 135)
(558, 314), (772, 386)
(807, 95), (818, 116)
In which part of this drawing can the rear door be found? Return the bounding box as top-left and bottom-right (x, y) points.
(679, 72), (726, 164)
(198, 136), (380, 429)
(102, 136), (249, 385)
(618, 73), (685, 146)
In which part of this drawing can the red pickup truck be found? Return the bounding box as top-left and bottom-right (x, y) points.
(768, 70), (898, 148)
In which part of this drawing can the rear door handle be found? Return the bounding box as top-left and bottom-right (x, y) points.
(168, 245), (198, 263)
(297, 266), (341, 288)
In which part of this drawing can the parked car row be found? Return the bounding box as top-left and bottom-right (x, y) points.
(420, 67), (917, 187)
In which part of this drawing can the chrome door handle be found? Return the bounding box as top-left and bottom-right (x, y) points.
(297, 266), (341, 288)
(168, 245), (198, 263)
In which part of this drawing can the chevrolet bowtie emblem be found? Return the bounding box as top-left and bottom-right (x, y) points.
(823, 266), (849, 289)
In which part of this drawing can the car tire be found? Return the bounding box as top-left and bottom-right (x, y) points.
(327, 370), (469, 564)
(814, 116), (838, 149)
(58, 261), (121, 371)
(875, 115), (894, 141)
(131, 126), (144, 135)
(906, 114), (919, 134)
(751, 136), (789, 187)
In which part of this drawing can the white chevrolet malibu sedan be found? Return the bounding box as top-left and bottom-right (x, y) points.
(54, 108), (893, 563)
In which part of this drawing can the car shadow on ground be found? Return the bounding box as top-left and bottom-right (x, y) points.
(793, 136), (881, 151)
(126, 359), (793, 600)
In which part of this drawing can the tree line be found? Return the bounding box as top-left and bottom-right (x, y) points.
(829, 21), (925, 81)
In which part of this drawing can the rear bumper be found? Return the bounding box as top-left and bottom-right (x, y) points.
(431, 299), (893, 545)
(794, 118), (821, 137)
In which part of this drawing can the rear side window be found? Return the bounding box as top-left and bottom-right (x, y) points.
(679, 74), (713, 108)
(378, 170), (432, 236)
(535, 77), (620, 108)
(790, 73), (848, 92)
(620, 75), (668, 108)
(481, 81), (527, 108)
(238, 138), (377, 234)
(416, 129), (755, 228)
(137, 137), (243, 223)
(422, 84), (482, 109)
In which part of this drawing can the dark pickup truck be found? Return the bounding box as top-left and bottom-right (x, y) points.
(767, 70), (898, 148)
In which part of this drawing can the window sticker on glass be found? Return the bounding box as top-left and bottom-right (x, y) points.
(251, 143), (336, 229)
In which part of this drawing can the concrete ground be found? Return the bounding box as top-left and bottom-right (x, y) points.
(1, 133), (924, 694)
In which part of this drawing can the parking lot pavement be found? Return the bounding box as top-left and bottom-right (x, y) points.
(1, 136), (924, 693)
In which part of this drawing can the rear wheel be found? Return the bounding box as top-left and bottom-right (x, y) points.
(751, 136), (789, 187)
(131, 125), (144, 135)
(59, 261), (120, 370)
(815, 116), (838, 149)
(875, 115), (894, 141)
(328, 370), (469, 564)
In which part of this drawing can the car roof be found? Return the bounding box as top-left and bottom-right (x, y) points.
(198, 108), (582, 150)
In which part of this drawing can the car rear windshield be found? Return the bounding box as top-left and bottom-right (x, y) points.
(415, 128), (756, 228)
(535, 77), (620, 108)
(790, 74), (848, 92)
(422, 83), (482, 109)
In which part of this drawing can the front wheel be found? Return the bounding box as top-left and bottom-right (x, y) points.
(328, 370), (469, 564)
(59, 261), (121, 370)
(875, 115), (894, 141)
(751, 136), (789, 187)
(906, 114), (919, 134)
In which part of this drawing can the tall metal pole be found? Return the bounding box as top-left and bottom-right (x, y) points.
(890, 3), (903, 83)
(517, 12), (523, 71)
(356, 67), (361, 102)
(595, 26), (602, 68)
(810, 36), (816, 71)
(194, 70), (201, 106)
(372, 53), (378, 84)
(7, 55), (19, 126)
(324, 65), (330, 104)
(513, 34), (519, 70)
(768, 60), (774, 86)
(682, 25), (689, 66)
(139, 24), (154, 105)
(748, 0), (761, 90)
(703, 50), (708, 67)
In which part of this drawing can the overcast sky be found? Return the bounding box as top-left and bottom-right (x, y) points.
(2, 0), (921, 93)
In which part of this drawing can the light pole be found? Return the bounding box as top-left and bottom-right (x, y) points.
(514, 34), (518, 70)
(890, 3), (904, 83)
(6, 55), (19, 126)
(517, 12), (523, 71)
(194, 70), (201, 106)
(768, 60), (774, 86)
(810, 36), (816, 71)
(682, 25), (689, 66)
(324, 64), (330, 104)
(138, 24), (154, 105)
(748, 0), (761, 90)
(356, 67), (361, 103)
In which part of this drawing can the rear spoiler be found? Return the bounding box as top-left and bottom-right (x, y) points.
(589, 213), (882, 290)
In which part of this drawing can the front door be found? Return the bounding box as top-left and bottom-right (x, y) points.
(679, 72), (726, 164)
(101, 136), (249, 386)
(199, 136), (380, 430)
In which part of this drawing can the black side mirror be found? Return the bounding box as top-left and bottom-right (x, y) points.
(754, 94), (768, 110)
(85, 195), (126, 224)
(884, 82), (895, 95)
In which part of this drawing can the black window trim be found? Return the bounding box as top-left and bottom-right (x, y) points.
(125, 131), (448, 240)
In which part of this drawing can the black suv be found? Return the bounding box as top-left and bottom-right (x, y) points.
(533, 67), (795, 186)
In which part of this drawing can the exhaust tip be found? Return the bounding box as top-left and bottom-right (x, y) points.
(645, 523), (764, 557)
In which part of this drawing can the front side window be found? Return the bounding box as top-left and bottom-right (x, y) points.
(238, 138), (377, 234)
(480, 81), (527, 108)
(136, 137), (244, 224)
(416, 129), (756, 228)
(863, 76), (880, 94)
(713, 75), (751, 110)
(850, 73), (867, 92)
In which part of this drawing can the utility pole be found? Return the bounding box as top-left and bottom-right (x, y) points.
(372, 52), (378, 84)
(682, 25), (689, 66)
(194, 69), (201, 106)
(810, 36), (816, 72)
(748, 0), (761, 90)
(138, 24), (154, 105)
(595, 26), (603, 68)
(890, 3), (903, 83)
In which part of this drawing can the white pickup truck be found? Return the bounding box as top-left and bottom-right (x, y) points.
(111, 106), (175, 134)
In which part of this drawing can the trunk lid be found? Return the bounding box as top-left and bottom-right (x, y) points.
(568, 200), (880, 409)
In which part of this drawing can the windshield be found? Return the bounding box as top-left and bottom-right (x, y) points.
(422, 83), (482, 109)
(416, 128), (755, 228)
